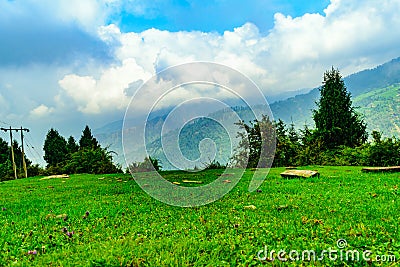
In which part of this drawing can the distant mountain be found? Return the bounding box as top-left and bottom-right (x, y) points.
(95, 57), (400, 168)
(145, 106), (269, 170)
(346, 57), (400, 96)
(94, 120), (123, 135)
(266, 87), (312, 103)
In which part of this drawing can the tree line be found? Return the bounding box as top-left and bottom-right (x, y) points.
(0, 125), (121, 181)
(42, 125), (122, 175)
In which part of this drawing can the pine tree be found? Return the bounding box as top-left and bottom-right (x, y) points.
(287, 121), (300, 165)
(312, 67), (367, 149)
(79, 125), (99, 150)
(66, 136), (79, 154)
(43, 128), (68, 167)
(288, 121), (299, 144)
(273, 119), (289, 167)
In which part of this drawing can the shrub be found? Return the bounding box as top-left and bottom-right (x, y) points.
(27, 164), (44, 177)
(0, 160), (13, 181)
(204, 160), (225, 170)
(127, 157), (162, 173)
(367, 137), (400, 166)
(64, 148), (122, 174)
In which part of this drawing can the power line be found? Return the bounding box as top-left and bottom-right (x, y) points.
(25, 145), (40, 166)
(26, 132), (44, 163)
(25, 137), (43, 164)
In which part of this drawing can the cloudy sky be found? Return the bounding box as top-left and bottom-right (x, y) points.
(1, 0), (400, 165)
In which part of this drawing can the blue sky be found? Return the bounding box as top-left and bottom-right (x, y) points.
(0, 0), (400, 165)
(116, 0), (331, 33)
(0, 0), (331, 66)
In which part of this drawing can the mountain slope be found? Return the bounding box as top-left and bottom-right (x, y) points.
(346, 57), (400, 96)
(354, 84), (400, 137)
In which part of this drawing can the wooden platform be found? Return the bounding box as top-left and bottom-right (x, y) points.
(361, 166), (400, 173)
(280, 170), (319, 179)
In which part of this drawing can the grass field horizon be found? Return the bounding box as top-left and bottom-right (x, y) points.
(1, 166), (399, 266)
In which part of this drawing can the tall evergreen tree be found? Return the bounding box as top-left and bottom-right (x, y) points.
(288, 121), (299, 144)
(43, 128), (68, 167)
(286, 121), (300, 165)
(273, 119), (289, 167)
(79, 125), (99, 150)
(312, 67), (367, 149)
(66, 136), (79, 154)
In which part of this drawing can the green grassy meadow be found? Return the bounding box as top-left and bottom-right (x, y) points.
(0, 167), (399, 266)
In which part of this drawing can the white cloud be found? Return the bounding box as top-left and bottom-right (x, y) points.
(30, 104), (55, 118)
(0, 0), (117, 34)
(265, 0), (400, 82)
(57, 0), (400, 115)
(58, 58), (151, 114)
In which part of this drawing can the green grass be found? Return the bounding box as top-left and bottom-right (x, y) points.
(0, 167), (399, 266)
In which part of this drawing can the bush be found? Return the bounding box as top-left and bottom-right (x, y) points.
(0, 160), (13, 181)
(295, 138), (325, 166)
(339, 146), (369, 166)
(27, 164), (45, 177)
(40, 164), (65, 176)
(312, 146), (369, 166)
(63, 148), (122, 174)
(204, 160), (225, 170)
(127, 157), (162, 173)
(367, 137), (400, 166)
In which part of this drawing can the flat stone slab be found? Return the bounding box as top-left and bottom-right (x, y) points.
(182, 180), (203, 184)
(361, 166), (400, 173)
(40, 174), (70, 180)
(280, 170), (319, 179)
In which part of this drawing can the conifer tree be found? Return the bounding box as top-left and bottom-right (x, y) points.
(79, 125), (99, 150)
(43, 128), (68, 167)
(313, 68), (367, 149)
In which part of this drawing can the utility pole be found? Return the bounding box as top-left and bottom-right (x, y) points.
(8, 127), (17, 179)
(20, 127), (28, 178)
(1, 126), (30, 179)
